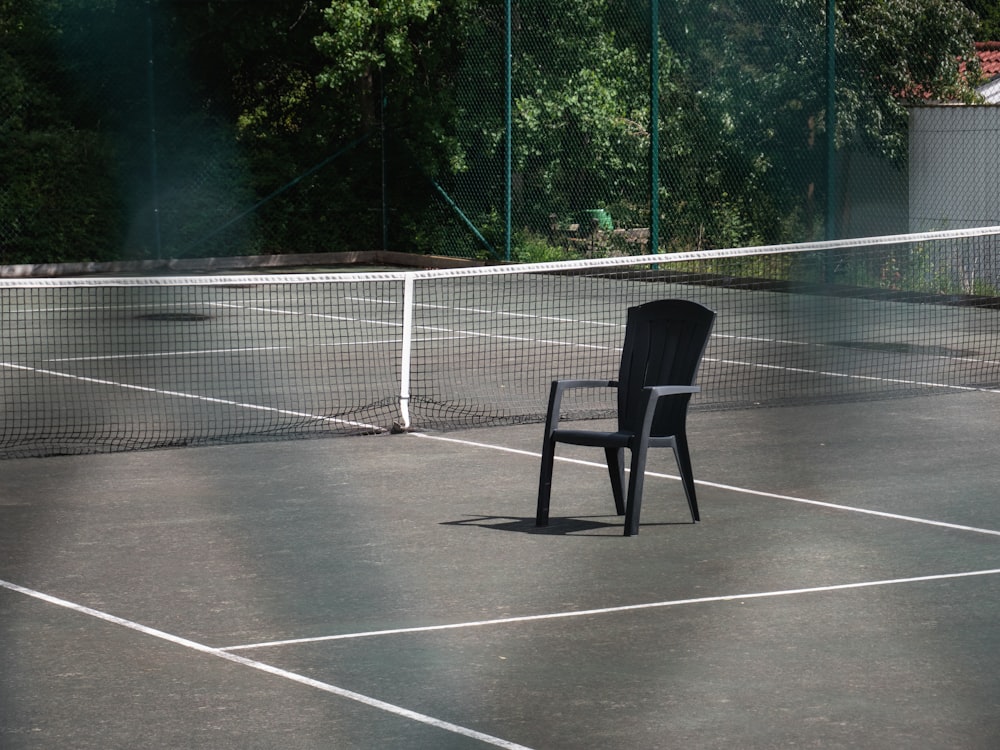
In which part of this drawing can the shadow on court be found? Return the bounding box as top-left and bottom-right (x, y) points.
(1, 391), (999, 749)
(441, 515), (698, 536)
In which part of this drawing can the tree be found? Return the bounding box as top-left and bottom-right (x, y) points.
(960, 0), (1000, 40)
(838, 0), (980, 157)
(501, 0), (648, 230)
(0, 0), (988, 263)
(654, 0), (981, 247)
(313, 0), (470, 167)
(0, 0), (124, 264)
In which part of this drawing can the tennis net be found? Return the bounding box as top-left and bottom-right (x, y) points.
(3, 227), (1000, 458)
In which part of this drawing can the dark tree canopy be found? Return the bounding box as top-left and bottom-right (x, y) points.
(0, 0), (987, 263)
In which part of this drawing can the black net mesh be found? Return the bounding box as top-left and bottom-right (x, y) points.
(3, 228), (999, 458)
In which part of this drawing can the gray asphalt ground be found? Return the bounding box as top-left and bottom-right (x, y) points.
(2, 391), (999, 749)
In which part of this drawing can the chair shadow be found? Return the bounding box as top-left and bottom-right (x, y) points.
(441, 514), (694, 536)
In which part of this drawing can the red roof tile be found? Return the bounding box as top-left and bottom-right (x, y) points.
(976, 41), (1000, 81)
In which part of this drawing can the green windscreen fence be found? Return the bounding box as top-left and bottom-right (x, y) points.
(0, 1), (986, 266)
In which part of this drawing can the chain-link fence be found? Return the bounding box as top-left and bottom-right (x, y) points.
(0, 1), (990, 267)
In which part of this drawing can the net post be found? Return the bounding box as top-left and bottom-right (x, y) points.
(394, 274), (415, 432)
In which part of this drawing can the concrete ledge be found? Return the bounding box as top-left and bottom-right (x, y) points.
(0, 250), (487, 278)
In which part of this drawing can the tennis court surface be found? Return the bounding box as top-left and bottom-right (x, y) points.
(2, 234), (999, 747)
(2, 394), (999, 749)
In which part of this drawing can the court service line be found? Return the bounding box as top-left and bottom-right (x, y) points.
(222, 568), (1000, 651)
(213, 299), (609, 350)
(414, 301), (622, 328)
(710, 356), (1000, 395)
(0, 361), (383, 432)
(0, 579), (533, 750)
(209, 297), (998, 396)
(40, 337), (460, 364)
(45, 346), (291, 362)
(343, 295), (1000, 377)
(408, 432), (1000, 538)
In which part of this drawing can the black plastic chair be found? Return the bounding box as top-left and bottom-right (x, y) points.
(536, 299), (715, 536)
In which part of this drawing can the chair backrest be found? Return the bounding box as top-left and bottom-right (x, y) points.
(617, 299), (716, 436)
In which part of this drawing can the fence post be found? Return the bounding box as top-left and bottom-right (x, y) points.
(145, 0), (162, 259)
(381, 68), (389, 252)
(505, 0), (513, 262)
(826, 0), (837, 242)
(650, 0), (660, 254)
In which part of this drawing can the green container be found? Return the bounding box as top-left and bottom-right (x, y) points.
(584, 209), (614, 231)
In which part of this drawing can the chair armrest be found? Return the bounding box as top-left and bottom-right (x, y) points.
(637, 385), (701, 437)
(553, 379), (618, 392)
(544, 379), (618, 433)
(645, 385), (700, 398)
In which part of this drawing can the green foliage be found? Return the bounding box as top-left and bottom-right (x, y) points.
(0, 3), (123, 264)
(0, 0), (990, 266)
(315, 0), (440, 85)
(510, 231), (582, 264)
(870, 244), (1000, 295)
(960, 0), (1000, 40)
(838, 0), (981, 161)
(657, 0), (981, 250)
(0, 129), (123, 265)
(434, 1), (655, 258)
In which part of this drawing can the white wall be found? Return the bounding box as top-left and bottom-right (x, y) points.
(909, 105), (1000, 232)
(908, 105), (1000, 292)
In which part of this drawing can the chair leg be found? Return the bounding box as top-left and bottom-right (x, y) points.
(622, 442), (650, 536)
(605, 447), (626, 515)
(673, 433), (700, 522)
(536, 435), (557, 526)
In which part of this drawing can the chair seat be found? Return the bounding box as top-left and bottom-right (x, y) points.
(552, 429), (682, 449)
(550, 429), (634, 448)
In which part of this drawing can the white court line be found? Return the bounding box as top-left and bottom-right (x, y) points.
(419, 301), (622, 328)
(709, 357), (1000, 395)
(34, 344), (1000, 396)
(0, 361), (383, 432)
(346, 295), (622, 327)
(222, 568), (1000, 651)
(229, 296), (1000, 394)
(713, 333), (1000, 368)
(210, 301), (401, 329)
(0, 579), (533, 750)
(347, 293), (1000, 373)
(39, 335), (479, 363)
(213, 299), (607, 350)
(55, 294), (988, 398)
(227, 296), (1000, 395)
(408, 432), (1000, 538)
(45, 346), (290, 362)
